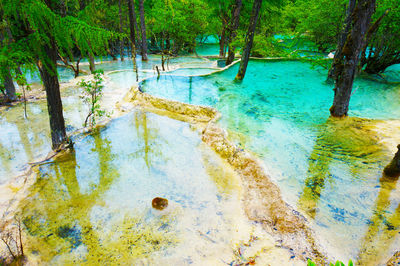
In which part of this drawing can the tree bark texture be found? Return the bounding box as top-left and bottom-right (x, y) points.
(328, 0), (357, 81)
(359, 9), (390, 72)
(38, 39), (67, 150)
(235, 0), (262, 80)
(3, 68), (17, 101)
(219, 25), (227, 58)
(138, 0), (148, 61)
(0, 25), (16, 101)
(330, 0), (376, 117)
(127, 0), (138, 49)
(118, 0), (125, 61)
(88, 52), (96, 73)
(226, 0), (242, 65)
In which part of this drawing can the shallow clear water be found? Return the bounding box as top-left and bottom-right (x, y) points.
(141, 60), (400, 263)
(25, 67), (77, 84)
(0, 98), (87, 182)
(2, 52), (400, 264)
(20, 111), (255, 264)
(0, 55), (220, 182)
(194, 44), (220, 56)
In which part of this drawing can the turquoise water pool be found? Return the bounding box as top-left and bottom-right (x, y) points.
(141, 60), (400, 263)
(2, 52), (400, 263)
(19, 110), (263, 264)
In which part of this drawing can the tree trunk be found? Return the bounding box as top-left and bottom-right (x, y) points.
(166, 33), (171, 51)
(384, 145), (400, 178)
(127, 0), (139, 80)
(235, 0), (262, 80)
(138, 0), (148, 61)
(219, 25), (227, 58)
(0, 24), (16, 101)
(328, 0), (357, 81)
(75, 56), (82, 78)
(88, 52), (96, 73)
(38, 39), (67, 150)
(78, 0), (87, 10)
(127, 0), (137, 49)
(359, 9), (390, 71)
(226, 0), (242, 65)
(118, 0), (124, 61)
(161, 36), (166, 71)
(330, 0), (376, 117)
(3, 68), (16, 102)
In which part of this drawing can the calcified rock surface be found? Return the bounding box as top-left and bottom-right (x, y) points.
(126, 86), (220, 123)
(387, 251), (400, 265)
(128, 86), (328, 263)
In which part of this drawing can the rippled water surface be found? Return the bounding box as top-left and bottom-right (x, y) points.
(2, 51), (400, 264)
(19, 111), (264, 264)
(141, 60), (400, 264)
(0, 55), (218, 181)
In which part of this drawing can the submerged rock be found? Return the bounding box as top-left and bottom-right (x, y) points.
(152, 197), (169, 210)
(384, 145), (400, 178)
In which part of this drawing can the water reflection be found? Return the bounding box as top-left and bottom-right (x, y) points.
(18, 111), (253, 264)
(21, 127), (177, 264)
(357, 173), (400, 265)
(0, 97), (87, 181)
(0, 103), (50, 181)
(298, 117), (388, 218)
(133, 111), (162, 170)
(297, 117), (400, 262)
(21, 130), (118, 262)
(140, 61), (400, 262)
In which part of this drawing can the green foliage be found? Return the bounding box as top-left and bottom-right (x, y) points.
(15, 74), (31, 92)
(251, 35), (288, 57)
(307, 259), (354, 266)
(1, 0), (123, 76)
(78, 69), (107, 127)
(282, 0), (347, 52)
(307, 259), (316, 266)
(361, 0), (400, 73)
(147, 0), (210, 53)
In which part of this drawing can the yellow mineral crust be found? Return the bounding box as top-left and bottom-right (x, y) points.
(128, 86), (328, 263)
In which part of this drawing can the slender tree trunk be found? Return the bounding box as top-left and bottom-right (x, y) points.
(0, 25), (16, 101)
(127, 0), (141, 50)
(226, 0), (243, 65)
(330, 0), (376, 117)
(161, 35), (166, 71)
(79, 0), (87, 10)
(88, 53), (96, 73)
(118, 0), (125, 61)
(166, 34), (171, 50)
(87, 40), (96, 73)
(127, 0), (137, 49)
(127, 0), (139, 80)
(360, 9), (389, 65)
(75, 56), (82, 77)
(219, 26), (227, 58)
(38, 39), (68, 150)
(235, 0), (262, 80)
(138, 0), (148, 61)
(328, 0), (357, 81)
(3, 68), (17, 102)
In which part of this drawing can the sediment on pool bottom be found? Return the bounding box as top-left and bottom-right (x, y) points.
(128, 86), (328, 263)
